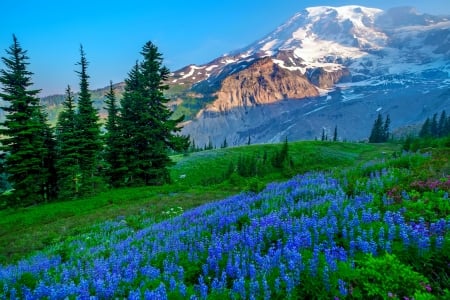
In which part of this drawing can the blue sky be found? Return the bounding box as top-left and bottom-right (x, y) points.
(1, 0), (449, 96)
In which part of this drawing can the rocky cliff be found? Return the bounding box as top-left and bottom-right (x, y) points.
(206, 57), (318, 112)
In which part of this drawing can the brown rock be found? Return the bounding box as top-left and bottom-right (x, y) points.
(206, 57), (320, 112)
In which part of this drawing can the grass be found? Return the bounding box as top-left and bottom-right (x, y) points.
(0, 141), (399, 264)
(1, 139), (449, 298)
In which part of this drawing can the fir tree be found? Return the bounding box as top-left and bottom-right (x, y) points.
(419, 117), (431, 138)
(437, 110), (447, 137)
(446, 115), (450, 136)
(333, 125), (338, 142)
(369, 113), (384, 143)
(37, 109), (58, 201)
(321, 128), (326, 141)
(0, 35), (55, 206)
(75, 45), (102, 192)
(104, 81), (126, 187)
(221, 138), (228, 148)
(55, 86), (81, 198)
(383, 114), (391, 141)
(119, 41), (188, 185)
(430, 113), (438, 138)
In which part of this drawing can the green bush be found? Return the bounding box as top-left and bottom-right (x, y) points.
(351, 253), (433, 299)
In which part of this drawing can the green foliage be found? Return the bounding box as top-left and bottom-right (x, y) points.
(103, 81), (127, 187)
(351, 254), (432, 299)
(118, 41), (189, 186)
(419, 110), (450, 139)
(271, 137), (289, 168)
(369, 113), (390, 143)
(55, 86), (82, 199)
(74, 45), (103, 194)
(333, 125), (338, 142)
(0, 35), (56, 206)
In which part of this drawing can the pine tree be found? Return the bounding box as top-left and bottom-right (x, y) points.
(321, 128), (326, 141)
(430, 113), (438, 138)
(37, 109), (58, 201)
(383, 114), (391, 142)
(333, 126), (338, 142)
(437, 110), (447, 137)
(0, 35), (55, 206)
(104, 81), (126, 187)
(55, 86), (82, 198)
(446, 115), (450, 136)
(75, 45), (102, 193)
(369, 113), (384, 143)
(419, 117), (431, 138)
(221, 138), (228, 148)
(119, 41), (189, 185)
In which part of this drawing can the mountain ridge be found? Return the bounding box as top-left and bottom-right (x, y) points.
(36, 5), (450, 146)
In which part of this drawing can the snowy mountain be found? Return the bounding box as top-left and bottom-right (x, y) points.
(172, 6), (450, 146)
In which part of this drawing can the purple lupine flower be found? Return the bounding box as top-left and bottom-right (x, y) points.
(198, 275), (208, 299)
(232, 276), (246, 299)
(338, 279), (348, 296)
(435, 236), (444, 249)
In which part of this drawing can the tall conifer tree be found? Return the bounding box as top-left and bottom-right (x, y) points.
(437, 110), (447, 137)
(104, 81), (126, 186)
(430, 113), (438, 137)
(383, 114), (391, 141)
(75, 46), (102, 193)
(333, 126), (338, 142)
(419, 117), (431, 138)
(55, 86), (81, 198)
(369, 113), (384, 143)
(0, 35), (55, 206)
(119, 41), (188, 185)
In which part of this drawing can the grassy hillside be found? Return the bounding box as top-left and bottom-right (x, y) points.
(1, 140), (449, 298)
(0, 141), (396, 264)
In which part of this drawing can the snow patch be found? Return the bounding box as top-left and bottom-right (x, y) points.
(206, 65), (219, 72)
(303, 105), (328, 116)
(180, 65), (205, 80)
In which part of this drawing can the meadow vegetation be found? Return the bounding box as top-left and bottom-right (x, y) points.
(0, 139), (449, 299)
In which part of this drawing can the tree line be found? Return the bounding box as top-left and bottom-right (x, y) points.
(419, 110), (450, 139)
(0, 36), (188, 208)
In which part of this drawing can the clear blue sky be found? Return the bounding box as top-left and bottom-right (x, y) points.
(1, 0), (449, 96)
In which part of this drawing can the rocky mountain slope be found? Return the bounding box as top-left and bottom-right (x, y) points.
(173, 6), (450, 146)
(34, 5), (450, 146)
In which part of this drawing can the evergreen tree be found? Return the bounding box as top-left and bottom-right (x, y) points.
(55, 86), (81, 198)
(383, 114), (391, 141)
(0, 35), (55, 206)
(189, 138), (197, 152)
(419, 117), (431, 138)
(104, 81), (126, 187)
(333, 125), (338, 142)
(37, 109), (58, 201)
(321, 128), (326, 141)
(446, 115), (450, 136)
(206, 138), (213, 150)
(75, 45), (102, 192)
(272, 137), (289, 168)
(221, 138), (228, 148)
(430, 113), (438, 138)
(437, 110), (447, 137)
(369, 113), (384, 143)
(119, 41), (189, 185)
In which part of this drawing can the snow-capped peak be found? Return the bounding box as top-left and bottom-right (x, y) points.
(242, 5), (388, 61)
